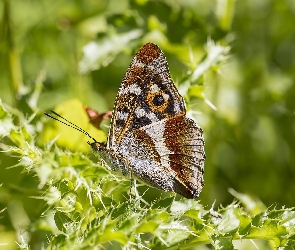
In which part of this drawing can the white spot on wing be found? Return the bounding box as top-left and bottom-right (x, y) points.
(135, 107), (158, 122)
(119, 83), (141, 95)
(151, 84), (160, 92)
(163, 93), (169, 100)
(134, 107), (146, 117)
(133, 59), (145, 68)
(117, 111), (128, 120)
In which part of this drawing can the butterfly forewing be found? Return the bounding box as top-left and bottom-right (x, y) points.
(107, 43), (185, 148)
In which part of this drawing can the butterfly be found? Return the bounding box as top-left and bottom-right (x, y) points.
(46, 43), (206, 199)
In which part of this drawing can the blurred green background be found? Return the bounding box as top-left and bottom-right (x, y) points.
(1, 0), (295, 248)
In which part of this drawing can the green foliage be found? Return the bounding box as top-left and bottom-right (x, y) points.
(1, 100), (295, 249)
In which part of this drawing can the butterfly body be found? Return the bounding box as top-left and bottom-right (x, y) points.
(91, 43), (205, 199)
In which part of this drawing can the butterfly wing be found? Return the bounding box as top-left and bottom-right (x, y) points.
(102, 42), (205, 198)
(127, 116), (205, 199)
(112, 115), (205, 199)
(107, 43), (185, 148)
(157, 116), (205, 198)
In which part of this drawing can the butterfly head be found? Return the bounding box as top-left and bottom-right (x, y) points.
(87, 140), (106, 152)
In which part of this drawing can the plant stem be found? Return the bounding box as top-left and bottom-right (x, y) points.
(3, 0), (24, 108)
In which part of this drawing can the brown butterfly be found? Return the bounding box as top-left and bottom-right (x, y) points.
(46, 43), (205, 199)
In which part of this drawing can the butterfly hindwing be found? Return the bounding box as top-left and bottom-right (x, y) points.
(127, 116), (205, 198)
(107, 43), (185, 148)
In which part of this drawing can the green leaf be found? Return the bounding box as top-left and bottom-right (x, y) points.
(188, 85), (205, 99)
(43, 99), (106, 152)
(79, 29), (143, 74)
(0, 100), (15, 138)
(54, 211), (74, 233)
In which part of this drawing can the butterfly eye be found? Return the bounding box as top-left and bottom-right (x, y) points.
(147, 90), (169, 113)
(152, 94), (165, 106)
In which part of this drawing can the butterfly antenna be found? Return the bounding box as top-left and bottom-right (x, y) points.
(44, 110), (97, 142)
